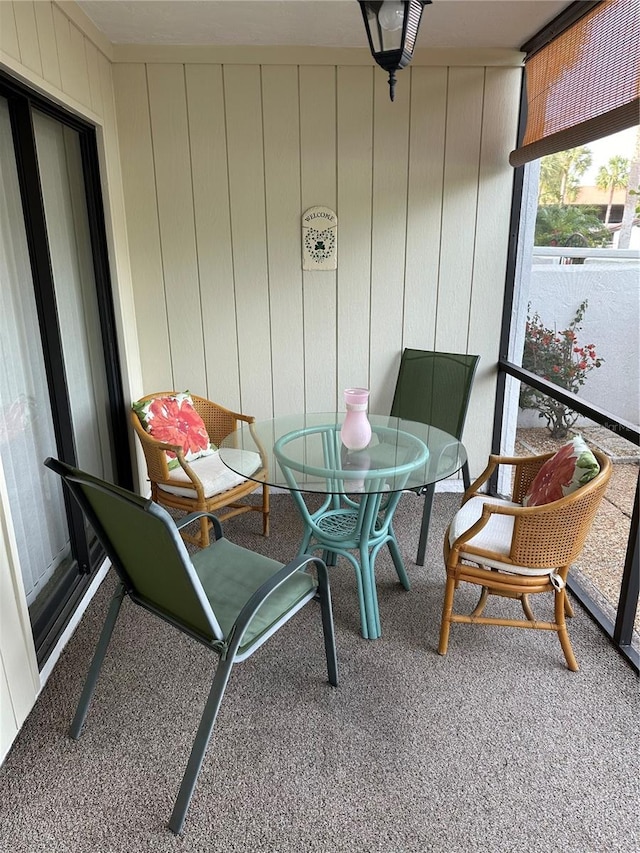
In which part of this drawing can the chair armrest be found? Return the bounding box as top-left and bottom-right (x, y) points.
(215, 414), (268, 473)
(226, 555), (327, 658)
(462, 455), (502, 503)
(449, 499), (552, 571)
(148, 444), (204, 497)
(248, 420), (269, 472)
(462, 452), (554, 505)
(165, 451), (207, 498)
(175, 511), (223, 541)
(451, 491), (599, 569)
(449, 498), (507, 549)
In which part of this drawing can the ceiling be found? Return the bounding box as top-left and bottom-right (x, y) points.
(76, 1), (570, 49)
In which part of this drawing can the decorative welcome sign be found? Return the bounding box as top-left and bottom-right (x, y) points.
(301, 206), (337, 270)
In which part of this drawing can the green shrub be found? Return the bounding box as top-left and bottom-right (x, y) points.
(519, 300), (604, 438)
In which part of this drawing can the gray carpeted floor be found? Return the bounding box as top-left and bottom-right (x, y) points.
(1, 493), (638, 853)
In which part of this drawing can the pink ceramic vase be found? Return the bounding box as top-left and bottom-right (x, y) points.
(341, 388), (372, 451)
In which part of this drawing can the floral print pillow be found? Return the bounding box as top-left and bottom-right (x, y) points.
(132, 392), (216, 470)
(523, 435), (600, 507)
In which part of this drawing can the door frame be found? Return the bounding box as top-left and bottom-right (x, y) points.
(0, 70), (132, 668)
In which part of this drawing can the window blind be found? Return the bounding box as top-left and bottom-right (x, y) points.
(509, 0), (639, 167)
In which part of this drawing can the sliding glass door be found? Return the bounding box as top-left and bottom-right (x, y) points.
(33, 111), (115, 482)
(0, 97), (71, 641)
(0, 77), (130, 667)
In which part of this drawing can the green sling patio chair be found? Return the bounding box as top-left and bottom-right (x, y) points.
(390, 348), (479, 565)
(44, 457), (338, 836)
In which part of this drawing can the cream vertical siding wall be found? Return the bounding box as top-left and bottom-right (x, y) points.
(112, 50), (521, 480)
(0, 0), (140, 762)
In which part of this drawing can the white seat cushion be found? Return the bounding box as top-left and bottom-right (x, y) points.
(449, 495), (560, 580)
(158, 449), (262, 499)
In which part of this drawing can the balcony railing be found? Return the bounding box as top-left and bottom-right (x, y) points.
(532, 246), (640, 263)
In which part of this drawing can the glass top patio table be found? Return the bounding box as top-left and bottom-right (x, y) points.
(218, 413), (467, 495)
(219, 413), (467, 640)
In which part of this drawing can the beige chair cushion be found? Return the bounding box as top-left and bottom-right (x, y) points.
(158, 449), (262, 499)
(449, 495), (562, 582)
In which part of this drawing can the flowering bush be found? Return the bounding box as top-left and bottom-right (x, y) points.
(519, 300), (604, 438)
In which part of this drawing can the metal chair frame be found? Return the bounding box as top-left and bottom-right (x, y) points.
(390, 348), (480, 565)
(44, 457), (337, 835)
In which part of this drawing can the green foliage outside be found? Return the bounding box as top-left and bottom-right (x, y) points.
(538, 148), (592, 204)
(536, 149), (612, 249)
(534, 205), (610, 248)
(536, 149), (632, 250)
(519, 301), (604, 439)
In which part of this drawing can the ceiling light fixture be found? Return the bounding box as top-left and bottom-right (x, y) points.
(358, 1), (432, 101)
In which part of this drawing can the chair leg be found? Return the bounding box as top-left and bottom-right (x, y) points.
(199, 515), (210, 549)
(416, 484), (435, 566)
(521, 593), (535, 621)
(555, 589), (579, 672)
(262, 485), (270, 536)
(69, 581), (126, 740)
(323, 549), (338, 567)
(470, 586), (490, 618)
(168, 657), (235, 835)
(564, 594), (574, 618)
(461, 459), (471, 491)
(316, 563), (338, 687)
(438, 575), (456, 655)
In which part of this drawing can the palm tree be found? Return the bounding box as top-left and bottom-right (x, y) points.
(596, 154), (630, 224)
(618, 128), (640, 249)
(539, 147), (592, 204)
(535, 205), (609, 248)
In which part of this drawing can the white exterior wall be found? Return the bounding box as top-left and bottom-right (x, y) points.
(112, 48), (522, 485)
(518, 261), (640, 427)
(0, 0), (141, 763)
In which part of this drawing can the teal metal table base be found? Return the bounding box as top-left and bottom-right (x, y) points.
(291, 489), (410, 639)
(275, 424), (429, 640)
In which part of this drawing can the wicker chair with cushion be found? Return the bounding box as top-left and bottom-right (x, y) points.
(438, 439), (612, 670)
(131, 391), (269, 548)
